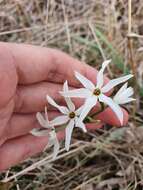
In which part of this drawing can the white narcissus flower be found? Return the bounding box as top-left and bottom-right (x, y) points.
(30, 107), (60, 159)
(47, 81), (86, 151)
(113, 83), (135, 105)
(60, 60), (133, 125)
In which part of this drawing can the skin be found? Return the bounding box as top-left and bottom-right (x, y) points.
(0, 42), (128, 171)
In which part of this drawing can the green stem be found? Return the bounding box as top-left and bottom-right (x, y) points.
(90, 102), (105, 118)
(84, 116), (101, 123)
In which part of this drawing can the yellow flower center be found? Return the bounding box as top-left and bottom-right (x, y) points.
(93, 88), (101, 96)
(69, 112), (76, 119)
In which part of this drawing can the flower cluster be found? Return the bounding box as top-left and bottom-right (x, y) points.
(31, 60), (135, 159)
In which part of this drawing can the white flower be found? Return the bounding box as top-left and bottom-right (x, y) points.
(46, 81), (86, 151)
(113, 83), (135, 105)
(60, 60), (133, 125)
(30, 107), (60, 159)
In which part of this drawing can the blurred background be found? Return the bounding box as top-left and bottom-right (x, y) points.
(0, 0), (143, 189)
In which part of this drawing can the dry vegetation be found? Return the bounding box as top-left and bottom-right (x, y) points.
(0, 0), (143, 189)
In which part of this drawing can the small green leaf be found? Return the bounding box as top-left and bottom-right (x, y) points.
(94, 28), (129, 73)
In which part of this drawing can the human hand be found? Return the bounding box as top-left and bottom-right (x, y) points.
(0, 42), (128, 171)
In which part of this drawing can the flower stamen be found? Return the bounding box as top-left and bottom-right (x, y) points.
(69, 112), (76, 119)
(93, 88), (101, 96)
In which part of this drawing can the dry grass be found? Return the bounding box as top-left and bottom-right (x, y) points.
(0, 0), (143, 189)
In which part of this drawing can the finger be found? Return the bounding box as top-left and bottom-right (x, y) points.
(0, 134), (58, 171)
(95, 107), (129, 126)
(1, 42), (109, 86)
(0, 123), (102, 171)
(14, 80), (112, 113)
(86, 122), (103, 130)
(14, 82), (63, 113)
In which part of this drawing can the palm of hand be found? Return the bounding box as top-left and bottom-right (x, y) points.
(0, 49), (17, 146)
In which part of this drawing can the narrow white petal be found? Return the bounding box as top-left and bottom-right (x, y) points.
(102, 74), (133, 93)
(63, 81), (75, 111)
(115, 97), (135, 105)
(119, 86), (134, 98)
(60, 88), (92, 98)
(36, 112), (47, 128)
(46, 95), (69, 114)
(75, 105), (85, 115)
(122, 87), (134, 97)
(113, 96), (123, 104)
(52, 138), (60, 159)
(65, 119), (75, 151)
(46, 131), (55, 147)
(79, 96), (97, 122)
(113, 96), (124, 104)
(113, 84), (134, 105)
(50, 115), (69, 126)
(114, 83), (128, 97)
(30, 128), (49, 137)
(75, 117), (87, 132)
(49, 130), (56, 141)
(99, 94), (123, 125)
(115, 88), (134, 104)
(121, 98), (136, 104)
(75, 71), (95, 90)
(96, 60), (111, 88)
(44, 106), (49, 122)
(49, 131), (60, 159)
